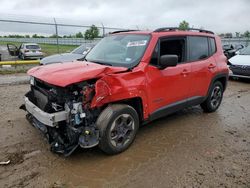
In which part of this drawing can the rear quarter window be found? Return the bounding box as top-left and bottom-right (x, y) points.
(209, 37), (217, 55)
(188, 36), (209, 61)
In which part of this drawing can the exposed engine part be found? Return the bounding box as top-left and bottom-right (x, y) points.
(22, 78), (101, 156)
(82, 85), (95, 108)
(70, 102), (84, 126)
(51, 102), (63, 112)
(79, 125), (99, 148)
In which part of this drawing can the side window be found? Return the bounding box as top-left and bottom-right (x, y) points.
(209, 37), (217, 55)
(188, 36), (209, 61)
(150, 37), (186, 65)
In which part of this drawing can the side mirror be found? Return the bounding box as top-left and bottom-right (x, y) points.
(159, 55), (178, 69)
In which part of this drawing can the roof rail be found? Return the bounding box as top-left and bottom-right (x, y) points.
(154, 27), (214, 34)
(111, 30), (139, 34)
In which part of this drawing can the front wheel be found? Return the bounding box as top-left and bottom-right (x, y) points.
(96, 104), (139, 155)
(201, 81), (224, 113)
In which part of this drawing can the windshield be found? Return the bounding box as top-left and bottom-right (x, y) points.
(85, 34), (150, 67)
(240, 45), (250, 55)
(72, 45), (92, 54)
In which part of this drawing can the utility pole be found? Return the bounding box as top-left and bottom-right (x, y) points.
(54, 18), (59, 53)
(101, 23), (105, 37)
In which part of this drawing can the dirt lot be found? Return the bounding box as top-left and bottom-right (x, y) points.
(0, 80), (249, 188)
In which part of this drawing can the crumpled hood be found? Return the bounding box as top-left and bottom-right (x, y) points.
(28, 61), (127, 87)
(40, 53), (84, 65)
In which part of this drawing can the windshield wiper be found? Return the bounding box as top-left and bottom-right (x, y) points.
(89, 60), (113, 66)
(79, 57), (112, 66)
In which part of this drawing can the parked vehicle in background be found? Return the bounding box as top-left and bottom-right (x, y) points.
(223, 44), (245, 59)
(21, 28), (228, 156)
(40, 44), (93, 65)
(7, 43), (43, 60)
(19, 43), (43, 60)
(228, 45), (250, 79)
(235, 44), (245, 55)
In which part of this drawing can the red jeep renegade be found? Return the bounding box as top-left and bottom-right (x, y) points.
(22, 28), (229, 156)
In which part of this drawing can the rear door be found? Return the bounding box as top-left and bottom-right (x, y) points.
(188, 36), (217, 97)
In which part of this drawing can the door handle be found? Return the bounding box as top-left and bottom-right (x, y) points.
(208, 64), (216, 69)
(181, 69), (189, 76)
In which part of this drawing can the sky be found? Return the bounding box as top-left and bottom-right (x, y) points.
(0, 0), (249, 36)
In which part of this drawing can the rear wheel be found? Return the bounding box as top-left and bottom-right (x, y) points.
(96, 104), (139, 155)
(201, 81), (223, 113)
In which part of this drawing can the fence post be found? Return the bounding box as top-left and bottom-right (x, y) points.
(53, 18), (59, 53)
(101, 23), (105, 37)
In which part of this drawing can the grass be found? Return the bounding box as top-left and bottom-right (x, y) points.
(0, 41), (78, 56)
(0, 41), (78, 74)
(0, 64), (35, 75)
(0, 68), (28, 74)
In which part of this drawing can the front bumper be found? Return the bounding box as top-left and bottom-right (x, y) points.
(229, 72), (250, 79)
(24, 97), (69, 127)
(229, 65), (250, 78)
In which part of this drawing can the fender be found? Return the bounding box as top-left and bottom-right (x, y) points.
(206, 72), (229, 98)
(91, 72), (150, 119)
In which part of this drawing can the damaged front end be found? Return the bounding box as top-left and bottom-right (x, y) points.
(21, 77), (101, 156)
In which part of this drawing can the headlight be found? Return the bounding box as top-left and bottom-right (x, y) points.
(30, 76), (35, 86)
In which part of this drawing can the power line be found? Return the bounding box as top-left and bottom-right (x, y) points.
(0, 19), (126, 30)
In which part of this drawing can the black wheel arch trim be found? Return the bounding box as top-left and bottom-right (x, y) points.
(206, 72), (229, 98)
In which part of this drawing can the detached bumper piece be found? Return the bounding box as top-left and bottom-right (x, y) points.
(24, 97), (68, 127)
(23, 97), (79, 156)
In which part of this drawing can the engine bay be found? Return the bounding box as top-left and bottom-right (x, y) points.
(23, 78), (101, 156)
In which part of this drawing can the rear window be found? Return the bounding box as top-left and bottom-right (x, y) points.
(26, 45), (40, 50)
(188, 36), (209, 61)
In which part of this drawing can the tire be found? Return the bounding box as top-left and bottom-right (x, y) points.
(96, 104), (139, 155)
(201, 81), (224, 113)
(21, 53), (25, 60)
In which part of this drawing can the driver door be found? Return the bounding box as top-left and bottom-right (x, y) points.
(146, 37), (191, 117)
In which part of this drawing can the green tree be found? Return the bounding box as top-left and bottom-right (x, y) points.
(25, 35), (30, 38)
(49, 34), (61, 38)
(225, 33), (233, 38)
(219, 33), (225, 38)
(179, 20), (189, 30)
(84, 25), (99, 40)
(235, 32), (240, 38)
(244, 31), (250, 38)
(32, 34), (38, 38)
(76, 32), (84, 38)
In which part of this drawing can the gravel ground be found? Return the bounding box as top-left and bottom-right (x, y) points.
(0, 80), (249, 188)
(0, 73), (29, 85)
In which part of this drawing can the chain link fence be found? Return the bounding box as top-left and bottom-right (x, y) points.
(221, 38), (250, 46)
(0, 16), (128, 53)
(0, 37), (101, 46)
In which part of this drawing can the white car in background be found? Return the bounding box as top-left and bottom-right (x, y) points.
(19, 43), (43, 60)
(228, 45), (250, 79)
